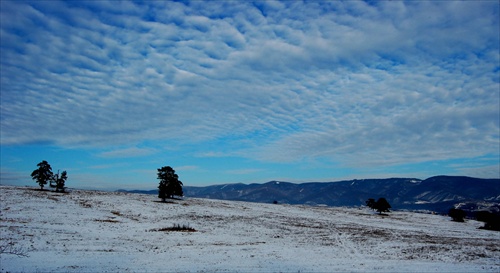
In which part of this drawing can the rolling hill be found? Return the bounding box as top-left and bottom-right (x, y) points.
(121, 176), (500, 214)
(1, 185), (499, 272)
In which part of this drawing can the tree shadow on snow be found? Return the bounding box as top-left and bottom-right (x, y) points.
(153, 200), (178, 204)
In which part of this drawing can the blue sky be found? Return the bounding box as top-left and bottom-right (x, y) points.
(1, 1), (499, 190)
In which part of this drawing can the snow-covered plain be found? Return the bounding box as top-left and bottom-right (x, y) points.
(1, 186), (499, 272)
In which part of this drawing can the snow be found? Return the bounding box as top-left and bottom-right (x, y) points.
(1, 186), (499, 272)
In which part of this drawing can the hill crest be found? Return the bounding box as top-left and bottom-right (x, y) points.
(119, 175), (500, 213)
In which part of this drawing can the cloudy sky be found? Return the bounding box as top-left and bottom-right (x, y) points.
(1, 1), (499, 190)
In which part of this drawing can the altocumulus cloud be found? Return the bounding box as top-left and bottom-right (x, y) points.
(0, 1), (498, 176)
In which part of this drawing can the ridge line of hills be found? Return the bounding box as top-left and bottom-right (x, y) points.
(118, 175), (500, 214)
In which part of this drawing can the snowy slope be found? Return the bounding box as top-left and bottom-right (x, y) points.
(180, 176), (500, 213)
(1, 186), (499, 272)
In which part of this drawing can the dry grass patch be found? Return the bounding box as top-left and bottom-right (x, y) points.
(150, 224), (196, 232)
(94, 219), (120, 223)
(111, 211), (122, 216)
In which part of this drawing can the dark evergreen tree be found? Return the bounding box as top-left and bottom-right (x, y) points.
(53, 171), (68, 192)
(366, 198), (376, 209)
(157, 166), (183, 202)
(476, 211), (500, 231)
(31, 160), (54, 190)
(373, 198), (391, 214)
(448, 208), (466, 222)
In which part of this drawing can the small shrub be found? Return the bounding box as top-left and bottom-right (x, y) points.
(449, 208), (466, 222)
(150, 224), (196, 232)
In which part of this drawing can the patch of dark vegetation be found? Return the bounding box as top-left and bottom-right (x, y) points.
(46, 196), (60, 202)
(366, 198), (391, 215)
(111, 211), (122, 216)
(79, 201), (92, 208)
(291, 222), (326, 229)
(94, 219), (120, 223)
(476, 211), (500, 231)
(150, 224), (196, 232)
(448, 208), (466, 222)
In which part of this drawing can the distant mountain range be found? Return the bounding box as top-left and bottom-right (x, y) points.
(118, 175), (500, 214)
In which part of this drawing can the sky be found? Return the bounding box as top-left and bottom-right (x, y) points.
(1, 1), (499, 190)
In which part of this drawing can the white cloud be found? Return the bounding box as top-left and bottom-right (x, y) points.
(1, 1), (498, 174)
(99, 147), (157, 158)
(175, 165), (199, 171)
(454, 163), (500, 179)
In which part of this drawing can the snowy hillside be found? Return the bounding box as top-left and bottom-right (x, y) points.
(1, 186), (499, 272)
(180, 176), (500, 213)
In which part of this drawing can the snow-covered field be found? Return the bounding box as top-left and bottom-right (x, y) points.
(1, 186), (499, 272)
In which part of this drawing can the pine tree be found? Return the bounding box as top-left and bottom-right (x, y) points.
(157, 166), (183, 202)
(31, 160), (54, 190)
(366, 198), (376, 209)
(374, 198), (391, 214)
(448, 208), (466, 222)
(55, 171), (68, 192)
(476, 211), (500, 231)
